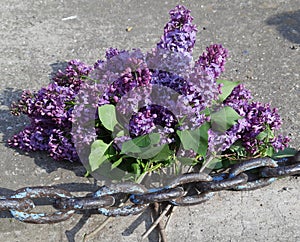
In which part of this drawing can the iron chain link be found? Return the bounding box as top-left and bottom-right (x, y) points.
(0, 151), (299, 223)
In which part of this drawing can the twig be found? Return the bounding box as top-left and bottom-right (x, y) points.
(140, 204), (172, 241)
(153, 202), (168, 242)
(82, 217), (112, 242)
(199, 155), (214, 172)
(164, 205), (176, 230)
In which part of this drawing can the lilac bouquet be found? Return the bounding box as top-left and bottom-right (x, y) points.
(9, 5), (291, 180)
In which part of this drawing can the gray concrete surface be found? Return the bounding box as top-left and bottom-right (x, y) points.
(0, 0), (299, 241)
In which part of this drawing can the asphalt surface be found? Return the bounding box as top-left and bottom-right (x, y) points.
(0, 0), (299, 241)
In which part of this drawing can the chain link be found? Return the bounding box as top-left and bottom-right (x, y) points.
(0, 151), (299, 223)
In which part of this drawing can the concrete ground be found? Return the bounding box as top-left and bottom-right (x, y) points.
(0, 0), (299, 241)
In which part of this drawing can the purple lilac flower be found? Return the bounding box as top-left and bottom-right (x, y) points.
(246, 102), (282, 133)
(208, 118), (250, 153)
(9, 5), (290, 165)
(105, 47), (126, 60)
(157, 5), (197, 53)
(8, 125), (49, 152)
(91, 49), (151, 105)
(9, 60), (91, 162)
(10, 82), (77, 127)
(129, 107), (156, 137)
(52, 59), (93, 93)
(149, 65), (220, 130)
(48, 128), (79, 161)
(240, 101), (285, 153)
(223, 85), (289, 154)
(103, 64), (152, 105)
(146, 47), (193, 77)
(188, 65), (221, 111)
(71, 81), (110, 154)
(72, 50), (153, 153)
(129, 104), (177, 138)
(121, 66), (215, 138)
(224, 84), (252, 116)
(196, 44), (229, 79)
(270, 135), (290, 151)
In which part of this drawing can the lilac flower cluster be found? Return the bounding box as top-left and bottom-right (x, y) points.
(9, 60), (93, 161)
(53, 59), (92, 92)
(8, 5), (290, 165)
(157, 5), (197, 53)
(102, 61), (152, 105)
(219, 84), (290, 154)
(196, 44), (229, 79)
(131, 6), (226, 137)
(129, 104), (177, 138)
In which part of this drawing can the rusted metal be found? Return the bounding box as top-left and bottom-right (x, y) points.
(229, 157), (278, 178)
(261, 163), (300, 177)
(232, 177), (277, 191)
(93, 182), (147, 197)
(97, 204), (149, 217)
(11, 186), (72, 199)
(166, 172), (212, 189)
(10, 209), (75, 224)
(54, 196), (115, 210)
(9, 186), (74, 224)
(0, 198), (34, 212)
(196, 173), (248, 192)
(130, 187), (185, 204)
(170, 192), (214, 206)
(0, 152), (299, 223)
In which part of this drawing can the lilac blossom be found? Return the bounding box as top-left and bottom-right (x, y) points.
(224, 84), (252, 116)
(221, 85), (290, 154)
(196, 44), (229, 79)
(9, 60), (91, 162)
(129, 104), (177, 138)
(52, 59), (93, 93)
(157, 5), (197, 53)
(8, 5), (290, 165)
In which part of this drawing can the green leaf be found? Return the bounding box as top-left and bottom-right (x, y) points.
(111, 157), (123, 170)
(177, 122), (210, 157)
(177, 157), (197, 166)
(131, 163), (141, 176)
(136, 144), (168, 160)
(98, 104), (118, 131)
(137, 145), (166, 159)
(206, 157), (223, 170)
(151, 144), (173, 161)
(210, 106), (242, 133)
(272, 147), (298, 159)
(84, 171), (90, 177)
(120, 133), (162, 159)
(116, 130), (124, 137)
(200, 107), (211, 116)
(264, 146), (274, 157)
(256, 130), (268, 141)
(217, 79), (240, 102)
(229, 140), (247, 157)
(121, 140), (143, 154)
(88, 140), (113, 172)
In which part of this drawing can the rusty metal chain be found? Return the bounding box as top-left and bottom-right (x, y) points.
(0, 151), (299, 224)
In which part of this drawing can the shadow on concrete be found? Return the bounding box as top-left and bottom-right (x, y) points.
(122, 207), (159, 242)
(266, 9), (300, 44)
(49, 61), (69, 79)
